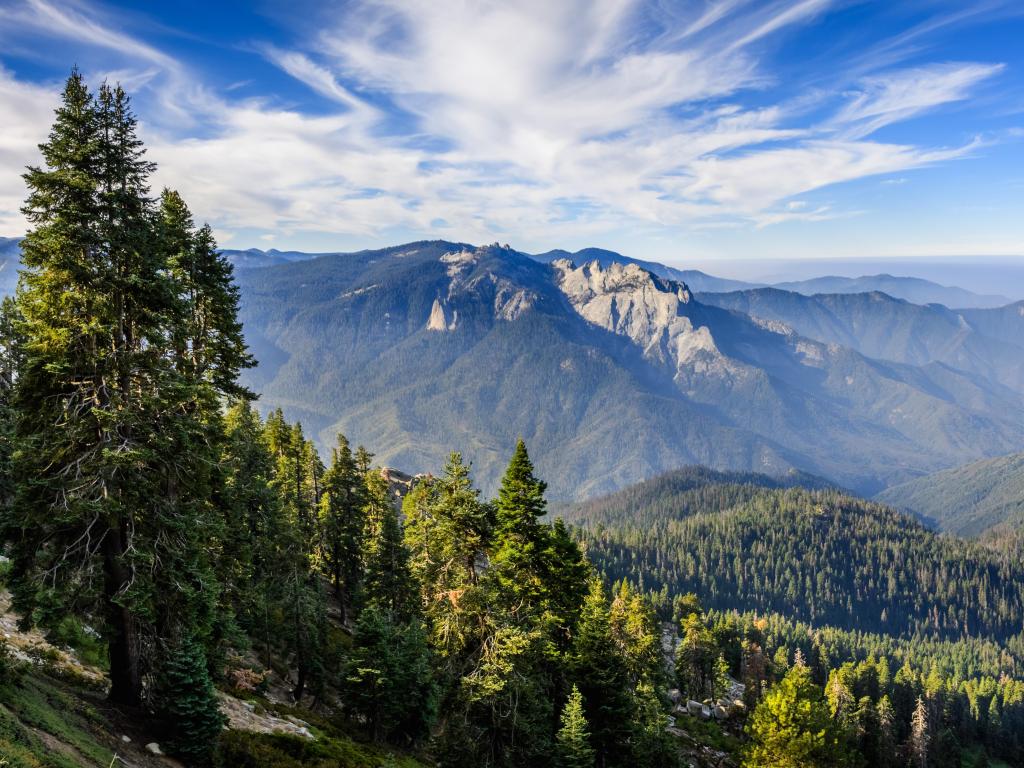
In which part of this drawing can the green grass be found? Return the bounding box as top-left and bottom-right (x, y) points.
(0, 673), (114, 768)
(218, 729), (429, 768)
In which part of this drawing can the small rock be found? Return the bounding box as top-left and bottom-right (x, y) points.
(121, 734), (131, 743)
(145, 742), (163, 756)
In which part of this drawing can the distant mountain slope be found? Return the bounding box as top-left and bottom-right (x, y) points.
(0, 236), (22, 295)
(531, 247), (759, 293)
(236, 240), (1024, 498)
(876, 451), (1024, 537)
(220, 247), (334, 270)
(570, 482), (1024, 641)
(773, 273), (1011, 308)
(960, 301), (1024, 347)
(698, 288), (1024, 393)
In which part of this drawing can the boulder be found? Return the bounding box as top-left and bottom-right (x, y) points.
(686, 699), (703, 716)
(700, 705), (712, 720)
(145, 743), (163, 756)
(713, 705), (729, 721)
(668, 688), (682, 704)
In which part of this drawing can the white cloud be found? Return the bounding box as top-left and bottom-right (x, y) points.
(831, 62), (1004, 139)
(0, 0), (1010, 248)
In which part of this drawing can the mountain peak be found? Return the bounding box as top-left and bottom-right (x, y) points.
(553, 258), (718, 370)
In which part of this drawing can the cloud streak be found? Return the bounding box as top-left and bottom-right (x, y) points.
(0, 0), (1013, 252)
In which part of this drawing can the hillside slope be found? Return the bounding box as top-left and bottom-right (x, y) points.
(565, 478), (1024, 641)
(876, 451), (1024, 537)
(699, 288), (1024, 393)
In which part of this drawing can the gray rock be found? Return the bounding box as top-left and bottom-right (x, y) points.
(145, 742), (163, 755)
(686, 699), (703, 716)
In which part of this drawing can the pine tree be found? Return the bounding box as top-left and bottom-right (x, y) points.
(744, 663), (854, 767)
(154, 633), (226, 765)
(557, 685), (595, 768)
(571, 578), (634, 768)
(491, 439), (551, 617)
(220, 402), (285, 664)
(342, 603), (436, 744)
(403, 453), (493, 662)
(319, 433), (365, 622)
(362, 471), (416, 618)
(4, 72), (233, 713)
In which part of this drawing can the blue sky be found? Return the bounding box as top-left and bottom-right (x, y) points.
(1, 0), (1023, 266)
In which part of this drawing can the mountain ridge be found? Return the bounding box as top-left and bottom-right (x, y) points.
(233, 240), (1024, 498)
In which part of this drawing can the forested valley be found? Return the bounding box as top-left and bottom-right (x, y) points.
(0, 72), (1022, 768)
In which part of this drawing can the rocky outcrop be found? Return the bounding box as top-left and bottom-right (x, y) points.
(553, 259), (735, 383)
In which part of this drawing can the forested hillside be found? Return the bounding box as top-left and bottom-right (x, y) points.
(567, 477), (1024, 642)
(877, 451), (1024, 537)
(567, 471), (1024, 765)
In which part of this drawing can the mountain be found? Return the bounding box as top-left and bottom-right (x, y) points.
(565, 477), (1024, 641)
(531, 247), (759, 293)
(959, 300), (1024, 347)
(219, 246), (326, 270)
(772, 273), (1011, 308)
(235, 240), (1024, 498)
(875, 451), (1024, 537)
(0, 236), (22, 295)
(698, 288), (1024, 393)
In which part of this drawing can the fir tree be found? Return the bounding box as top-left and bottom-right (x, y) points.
(342, 603), (436, 744)
(362, 471), (416, 618)
(744, 663), (854, 767)
(154, 633), (226, 766)
(571, 579), (634, 768)
(557, 685), (595, 768)
(319, 432), (365, 622)
(4, 72), (235, 715)
(491, 439), (551, 617)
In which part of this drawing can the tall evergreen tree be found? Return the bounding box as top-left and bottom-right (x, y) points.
(910, 696), (930, 768)
(744, 663), (854, 767)
(4, 72), (226, 708)
(319, 433), (365, 622)
(362, 470), (416, 619)
(491, 439), (551, 617)
(557, 685), (596, 768)
(571, 579), (634, 768)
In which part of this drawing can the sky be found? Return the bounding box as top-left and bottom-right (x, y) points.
(1, 0), (1023, 267)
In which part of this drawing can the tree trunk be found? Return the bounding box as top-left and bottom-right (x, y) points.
(104, 524), (142, 706)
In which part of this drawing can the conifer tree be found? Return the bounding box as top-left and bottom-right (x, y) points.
(319, 433), (365, 622)
(362, 471), (416, 618)
(571, 579), (634, 768)
(3, 72), (239, 714)
(557, 685), (596, 768)
(342, 602), (436, 744)
(491, 439), (551, 617)
(403, 453), (492, 661)
(744, 663), (854, 767)
(154, 632), (226, 765)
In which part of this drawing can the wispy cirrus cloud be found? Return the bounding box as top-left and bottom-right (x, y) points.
(0, 0), (1016, 251)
